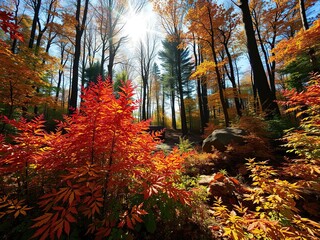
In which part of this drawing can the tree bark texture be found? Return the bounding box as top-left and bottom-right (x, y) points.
(238, 0), (280, 117)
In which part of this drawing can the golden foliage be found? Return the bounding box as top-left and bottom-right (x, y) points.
(271, 19), (320, 65)
(211, 159), (320, 239)
(0, 44), (55, 116)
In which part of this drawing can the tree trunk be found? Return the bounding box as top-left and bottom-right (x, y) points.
(201, 81), (209, 125)
(299, 0), (319, 72)
(29, 0), (41, 49)
(147, 81), (151, 119)
(69, 0), (89, 114)
(36, 31), (44, 51)
(197, 78), (204, 133)
(142, 79), (147, 120)
(11, 0), (20, 53)
(299, 0), (309, 30)
(101, 40), (106, 79)
(69, 30), (82, 114)
(193, 39), (206, 133)
(198, 45), (210, 127)
(107, 0), (114, 82)
(162, 84), (165, 127)
(207, 6), (230, 127)
(56, 71), (63, 103)
(238, 0), (280, 117)
(81, 29), (87, 89)
(224, 43), (242, 117)
(156, 90), (160, 125)
(62, 72), (65, 110)
(176, 48), (188, 136)
(170, 85), (176, 130)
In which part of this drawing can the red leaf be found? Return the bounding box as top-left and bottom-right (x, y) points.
(126, 215), (134, 230)
(132, 214), (143, 223)
(118, 220), (125, 228)
(32, 213), (53, 228)
(54, 221), (63, 239)
(31, 224), (50, 239)
(65, 213), (76, 223)
(39, 228), (50, 240)
(64, 220), (70, 235)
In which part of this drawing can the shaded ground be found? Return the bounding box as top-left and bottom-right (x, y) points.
(158, 129), (203, 150)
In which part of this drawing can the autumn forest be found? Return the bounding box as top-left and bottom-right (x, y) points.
(0, 0), (320, 239)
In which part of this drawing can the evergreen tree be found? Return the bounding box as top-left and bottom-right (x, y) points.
(84, 62), (102, 86)
(159, 39), (194, 133)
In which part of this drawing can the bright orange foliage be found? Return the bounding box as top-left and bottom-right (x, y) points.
(0, 45), (53, 117)
(271, 19), (320, 65)
(280, 74), (320, 159)
(0, 80), (190, 239)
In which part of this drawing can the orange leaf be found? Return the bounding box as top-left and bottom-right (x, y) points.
(213, 173), (225, 181)
(14, 210), (20, 218)
(210, 225), (220, 231)
(32, 213), (53, 228)
(229, 177), (240, 185)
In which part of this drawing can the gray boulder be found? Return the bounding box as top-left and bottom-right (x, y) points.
(202, 127), (247, 152)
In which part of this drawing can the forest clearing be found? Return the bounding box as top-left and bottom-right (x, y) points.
(0, 0), (319, 239)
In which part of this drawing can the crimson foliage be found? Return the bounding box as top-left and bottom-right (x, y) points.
(0, 80), (190, 239)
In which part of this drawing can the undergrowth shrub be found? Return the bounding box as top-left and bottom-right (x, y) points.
(202, 122), (221, 139)
(211, 159), (320, 239)
(177, 136), (194, 153)
(210, 75), (320, 239)
(0, 80), (191, 239)
(233, 115), (269, 139)
(281, 74), (320, 160)
(266, 116), (297, 139)
(279, 74), (320, 218)
(184, 152), (221, 176)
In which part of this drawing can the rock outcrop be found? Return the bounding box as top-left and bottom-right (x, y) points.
(202, 128), (247, 152)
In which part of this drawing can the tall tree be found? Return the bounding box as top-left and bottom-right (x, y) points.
(237, 0), (280, 117)
(153, 0), (189, 135)
(55, 38), (70, 104)
(187, 1), (230, 126)
(94, 0), (148, 81)
(217, 5), (242, 117)
(250, 0), (298, 96)
(27, 0), (41, 49)
(180, 48), (195, 131)
(69, 0), (89, 114)
(151, 63), (161, 125)
(298, 0), (318, 72)
(34, 0), (59, 52)
(190, 34), (209, 133)
(95, 0), (126, 81)
(85, 22), (102, 69)
(137, 33), (157, 120)
(159, 40), (177, 129)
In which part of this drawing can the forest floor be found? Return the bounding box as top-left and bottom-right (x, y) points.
(158, 129), (203, 150)
(157, 128), (320, 239)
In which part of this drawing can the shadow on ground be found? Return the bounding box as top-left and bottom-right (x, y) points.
(157, 129), (203, 151)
